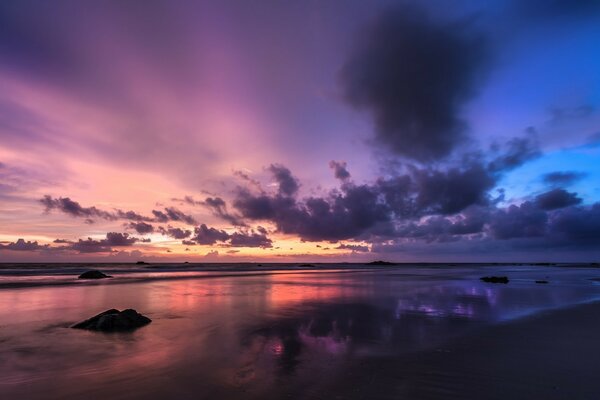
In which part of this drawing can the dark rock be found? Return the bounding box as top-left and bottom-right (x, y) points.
(299, 263), (316, 267)
(480, 276), (509, 284)
(535, 280), (549, 284)
(135, 261), (148, 265)
(367, 260), (398, 266)
(78, 270), (111, 279)
(72, 309), (151, 331)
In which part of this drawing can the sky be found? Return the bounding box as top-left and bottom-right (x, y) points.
(1, 0), (599, 262)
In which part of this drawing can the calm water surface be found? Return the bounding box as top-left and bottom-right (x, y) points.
(1, 264), (599, 399)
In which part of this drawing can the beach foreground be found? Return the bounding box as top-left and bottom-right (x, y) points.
(1, 263), (600, 399)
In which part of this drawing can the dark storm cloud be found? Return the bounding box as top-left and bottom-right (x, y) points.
(158, 226), (192, 239)
(329, 161), (351, 180)
(232, 153), (531, 242)
(411, 163), (496, 215)
(268, 164), (299, 196)
(393, 206), (489, 243)
(487, 134), (541, 172)
(340, 5), (489, 161)
(542, 171), (587, 187)
(548, 204), (600, 245)
(489, 202), (548, 239)
(230, 135), (545, 243)
(535, 188), (582, 210)
(234, 183), (390, 242)
(128, 221), (155, 234)
(0, 239), (48, 251)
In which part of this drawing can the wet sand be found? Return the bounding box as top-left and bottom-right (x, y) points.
(320, 300), (600, 400)
(1, 264), (600, 399)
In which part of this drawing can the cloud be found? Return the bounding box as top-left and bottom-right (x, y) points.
(488, 133), (541, 172)
(268, 164), (299, 196)
(201, 196), (245, 226)
(542, 171), (587, 187)
(392, 207), (488, 243)
(410, 163), (496, 215)
(67, 238), (114, 253)
(548, 203), (600, 245)
(335, 243), (370, 252)
(40, 195), (115, 220)
(104, 232), (139, 246)
(59, 232), (142, 253)
(186, 223), (272, 248)
(128, 221), (154, 234)
(489, 202), (548, 240)
(158, 226), (192, 239)
(535, 188), (582, 210)
(329, 160), (351, 180)
(41, 195), (200, 226)
(152, 207), (197, 225)
(116, 210), (154, 222)
(232, 151), (531, 242)
(235, 183), (391, 242)
(191, 224), (230, 245)
(229, 231), (272, 248)
(340, 5), (489, 161)
(0, 239), (48, 251)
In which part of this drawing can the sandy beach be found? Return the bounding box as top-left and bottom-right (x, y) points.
(0, 263), (599, 399)
(316, 300), (600, 400)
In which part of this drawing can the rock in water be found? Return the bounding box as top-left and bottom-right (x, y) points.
(72, 309), (152, 331)
(535, 280), (549, 284)
(78, 270), (112, 279)
(480, 276), (509, 284)
(367, 260), (398, 266)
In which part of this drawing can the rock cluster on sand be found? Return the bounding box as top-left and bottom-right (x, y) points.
(72, 309), (152, 331)
(480, 276), (509, 284)
(78, 270), (112, 279)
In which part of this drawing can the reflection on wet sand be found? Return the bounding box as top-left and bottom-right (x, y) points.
(1, 265), (600, 399)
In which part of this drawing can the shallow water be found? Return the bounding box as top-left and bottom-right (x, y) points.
(1, 264), (600, 399)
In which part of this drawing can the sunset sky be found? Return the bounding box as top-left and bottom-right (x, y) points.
(1, 0), (599, 262)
